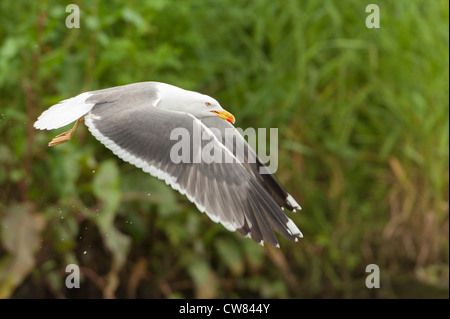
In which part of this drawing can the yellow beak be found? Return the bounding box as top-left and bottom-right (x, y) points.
(211, 109), (235, 124)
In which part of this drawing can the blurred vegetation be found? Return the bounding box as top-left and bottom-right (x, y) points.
(0, 0), (448, 298)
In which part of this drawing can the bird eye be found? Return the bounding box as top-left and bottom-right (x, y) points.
(206, 102), (212, 107)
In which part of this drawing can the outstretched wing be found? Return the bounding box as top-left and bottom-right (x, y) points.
(200, 117), (302, 212)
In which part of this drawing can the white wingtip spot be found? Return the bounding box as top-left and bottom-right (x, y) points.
(258, 240), (264, 247)
(286, 219), (302, 237)
(286, 193), (301, 211)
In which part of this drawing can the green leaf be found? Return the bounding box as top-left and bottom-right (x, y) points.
(0, 204), (45, 298)
(215, 238), (244, 276)
(187, 259), (217, 298)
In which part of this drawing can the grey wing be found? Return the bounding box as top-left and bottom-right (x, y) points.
(84, 90), (302, 246)
(200, 117), (302, 212)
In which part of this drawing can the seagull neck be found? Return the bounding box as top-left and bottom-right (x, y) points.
(156, 83), (200, 114)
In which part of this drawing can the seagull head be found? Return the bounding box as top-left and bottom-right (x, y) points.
(201, 96), (235, 124)
(183, 92), (235, 124)
(156, 83), (235, 124)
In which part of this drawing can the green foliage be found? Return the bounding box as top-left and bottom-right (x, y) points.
(0, 0), (448, 298)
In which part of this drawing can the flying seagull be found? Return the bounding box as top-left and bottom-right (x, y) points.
(34, 82), (303, 247)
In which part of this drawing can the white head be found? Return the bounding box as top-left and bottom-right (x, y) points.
(156, 83), (235, 124)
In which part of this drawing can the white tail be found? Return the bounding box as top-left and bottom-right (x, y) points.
(34, 92), (95, 130)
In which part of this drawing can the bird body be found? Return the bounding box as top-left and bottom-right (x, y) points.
(35, 82), (303, 247)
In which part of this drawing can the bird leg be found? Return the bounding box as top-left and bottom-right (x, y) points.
(48, 117), (84, 146)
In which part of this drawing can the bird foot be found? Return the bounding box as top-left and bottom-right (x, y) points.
(48, 131), (73, 146)
(48, 117), (84, 147)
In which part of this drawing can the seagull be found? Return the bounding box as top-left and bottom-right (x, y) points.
(34, 82), (303, 247)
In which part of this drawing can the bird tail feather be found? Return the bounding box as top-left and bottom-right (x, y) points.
(34, 92), (95, 130)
